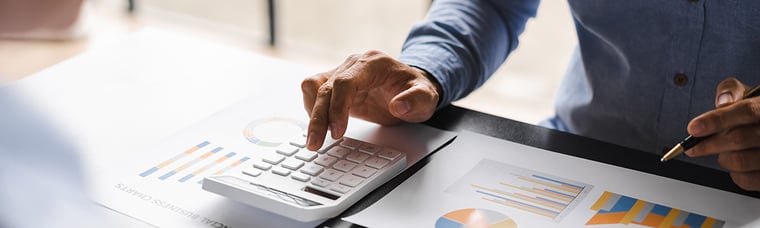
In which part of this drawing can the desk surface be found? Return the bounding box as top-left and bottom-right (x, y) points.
(323, 105), (760, 227)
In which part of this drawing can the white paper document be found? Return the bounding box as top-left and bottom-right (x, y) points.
(345, 131), (760, 228)
(92, 87), (456, 228)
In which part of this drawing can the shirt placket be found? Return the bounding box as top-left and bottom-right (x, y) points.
(656, 0), (706, 154)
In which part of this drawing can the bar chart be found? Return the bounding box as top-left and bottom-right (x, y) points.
(446, 159), (592, 222)
(138, 141), (250, 184)
(587, 191), (724, 228)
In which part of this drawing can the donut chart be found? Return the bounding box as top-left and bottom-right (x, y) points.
(243, 118), (306, 147)
(435, 208), (518, 228)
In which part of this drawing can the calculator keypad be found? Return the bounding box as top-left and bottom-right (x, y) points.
(245, 136), (403, 197)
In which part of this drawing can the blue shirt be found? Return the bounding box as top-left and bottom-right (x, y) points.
(399, 0), (760, 169)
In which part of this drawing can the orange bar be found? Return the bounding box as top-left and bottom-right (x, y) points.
(518, 176), (581, 195)
(591, 191), (614, 211)
(658, 209), (681, 228)
(586, 212), (627, 225)
(620, 200), (647, 224)
(483, 198), (557, 218)
(701, 217), (716, 228)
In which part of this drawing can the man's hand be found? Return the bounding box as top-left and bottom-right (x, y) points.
(301, 50), (441, 151)
(686, 77), (760, 191)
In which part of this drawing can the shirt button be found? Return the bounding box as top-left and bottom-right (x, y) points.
(673, 73), (688, 86)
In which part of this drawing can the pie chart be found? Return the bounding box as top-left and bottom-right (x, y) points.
(243, 117), (306, 147)
(435, 208), (518, 228)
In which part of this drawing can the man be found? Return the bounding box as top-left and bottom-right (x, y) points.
(301, 0), (760, 190)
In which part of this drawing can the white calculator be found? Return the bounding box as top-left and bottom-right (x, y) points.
(202, 135), (407, 222)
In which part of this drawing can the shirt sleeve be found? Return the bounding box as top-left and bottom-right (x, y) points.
(398, 0), (539, 107)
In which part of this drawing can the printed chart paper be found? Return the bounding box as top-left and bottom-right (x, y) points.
(344, 131), (760, 227)
(445, 159), (593, 222)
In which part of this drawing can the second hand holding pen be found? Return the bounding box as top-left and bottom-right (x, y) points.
(661, 84), (760, 162)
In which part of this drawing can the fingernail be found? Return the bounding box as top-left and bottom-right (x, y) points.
(330, 123), (341, 138)
(393, 100), (411, 115)
(690, 120), (704, 135)
(718, 92), (734, 106)
(306, 132), (316, 147)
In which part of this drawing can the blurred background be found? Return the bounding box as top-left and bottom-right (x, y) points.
(0, 0), (576, 124)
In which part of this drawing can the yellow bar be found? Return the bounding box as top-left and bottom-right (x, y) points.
(156, 146), (201, 168)
(658, 208), (681, 228)
(477, 183), (572, 203)
(591, 191), (614, 211)
(518, 176), (581, 195)
(176, 163), (192, 171)
(512, 192), (565, 210)
(701, 217), (716, 228)
(620, 200), (647, 224)
(192, 167), (208, 175)
(200, 151), (214, 159)
(473, 183), (566, 210)
(184, 146), (201, 154)
(483, 198), (557, 218)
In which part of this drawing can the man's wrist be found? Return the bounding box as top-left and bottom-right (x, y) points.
(409, 65), (444, 108)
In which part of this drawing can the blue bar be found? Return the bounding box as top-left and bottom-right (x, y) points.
(536, 196), (569, 207)
(531, 175), (585, 189)
(476, 190), (560, 215)
(197, 141), (211, 148)
(178, 174), (194, 183)
(545, 188), (577, 198)
(139, 167), (159, 177)
(211, 147), (223, 153)
(159, 171), (177, 180)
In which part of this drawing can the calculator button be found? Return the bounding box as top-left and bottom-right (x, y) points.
(242, 168), (262, 178)
(272, 166), (291, 176)
(290, 135), (307, 148)
(319, 169), (344, 182)
(352, 165), (377, 178)
(300, 164), (324, 176)
(291, 172), (311, 182)
(315, 155), (338, 167)
(253, 160), (272, 170)
(330, 184), (351, 194)
(281, 158), (304, 170)
(310, 179), (330, 187)
(327, 146), (352, 158)
(294, 150), (317, 161)
(346, 152), (370, 163)
(262, 153), (285, 165)
(365, 157), (390, 169)
(276, 144), (299, 156)
(333, 160), (357, 172)
(340, 138), (362, 149)
(339, 175), (364, 187)
(358, 143), (382, 154)
(377, 148), (401, 160)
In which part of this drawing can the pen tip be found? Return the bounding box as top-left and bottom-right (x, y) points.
(660, 144), (684, 162)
